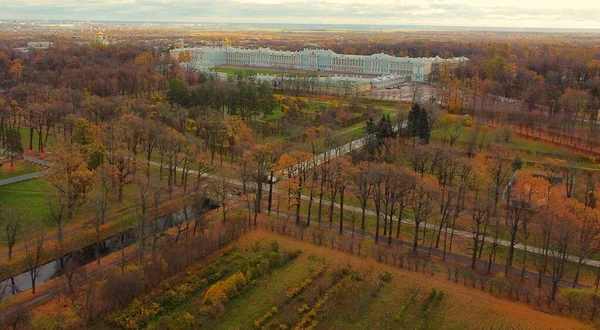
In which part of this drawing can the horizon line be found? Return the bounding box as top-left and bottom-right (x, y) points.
(2, 19), (600, 33)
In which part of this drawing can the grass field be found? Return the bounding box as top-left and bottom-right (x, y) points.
(0, 178), (53, 239)
(100, 230), (590, 330)
(0, 160), (40, 180)
(17, 126), (54, 153)
(213, 67), (284, 77)
(431, 115), (596, 167)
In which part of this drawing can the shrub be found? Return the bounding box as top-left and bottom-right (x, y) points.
(30, 303), (84, 330)
(245, 267), (256, 282)
(490, 273), (510, 297)
(269, 251), (282, 267)
(312, 264), (326, 278)
(156, 311), (195, 330)
(112, 300), (162, 330)
(378, 271), (392, 283)
(297, 304), (310, 314)
(271, 241), (280, 252)
(254, 306), (279, 328)
(287, 264), (326, 300)
(203, 272), (247, 306)
(287, 278), (313, 300)
(296, 274), (349, 329)
(420, 289), (445, 320)
(557, 288), (599, 317)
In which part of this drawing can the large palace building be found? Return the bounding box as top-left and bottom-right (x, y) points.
(170, 44), (467, 83)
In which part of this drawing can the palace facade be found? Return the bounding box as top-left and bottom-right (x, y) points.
(170, 46), (467, 82)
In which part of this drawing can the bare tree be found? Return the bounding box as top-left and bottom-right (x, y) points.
(352, 162), (373, 232)
(48, 192), (67, 265)
(409, 175), (439, 252)
(91, 165), (111, 264)
(135, 180), (153, 263)
(212, 175), (233, 223)
(24, 232), (44, 294)
(505, 173), (548, 273)
(388, 168), (416, 246)
(63, 252), (82, 299)
(3, 207), (21, 260)
(247, 143), (274, 225)
(369, 163), (389, 244)
(192, 192), (209, 236)
(485, 146), (513, 210)
(572, 205), (600, 287)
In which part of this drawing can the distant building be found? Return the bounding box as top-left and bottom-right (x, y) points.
(170, 45), (468, 83)
(370, 75), (407, 89)
(94, 31), (109, 45)
(14, 41), (54, 53)
(27, 41), (53, 49)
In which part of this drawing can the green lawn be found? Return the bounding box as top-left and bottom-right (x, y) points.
(264, 107), (284, 121)
(0, 161), (40, 180)
(211, 255), (312, 330)
(17, 126), (54, 153)
(213, 67), (283, 77)
(431, 119), (595, 167)
(0, 178), (53, 243)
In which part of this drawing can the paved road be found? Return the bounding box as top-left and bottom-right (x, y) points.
(0, 149), (50, 186)
(23, 155), (50, 167)
(285, 121), (406, 176)
(0, 170), (47, 186)
(0, 149), (50, 167)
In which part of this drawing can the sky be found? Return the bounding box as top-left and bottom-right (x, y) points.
(1, 0), (600, 29)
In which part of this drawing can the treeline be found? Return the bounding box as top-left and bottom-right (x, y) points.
(0, 42), (173, 96)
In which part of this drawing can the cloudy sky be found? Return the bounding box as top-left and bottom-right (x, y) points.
(1, 0), (600, 29)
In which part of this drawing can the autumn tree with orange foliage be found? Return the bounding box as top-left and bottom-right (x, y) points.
(506, 172), (550, 277)
(245, 143), (275, 225)
(48, 139), (96, 259)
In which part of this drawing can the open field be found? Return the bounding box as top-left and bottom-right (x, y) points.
(213, 66), (288, 77)
(97, 229), (590, 329)
(0, 160), (40, 180)
(431, 114), (598, 168)
(16, 127), (54, 154)
(0, 178), (53, 235)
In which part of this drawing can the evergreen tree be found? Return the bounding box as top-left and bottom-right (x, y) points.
(257, 82), (276, 117)
(167, 78), (190, 106)
(416, 108), (431, 143)
(407, 103), (421, 138)
(6, 128), (23, 168)
(377, 114), (395, 141)
(365, 117), (377, 134)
